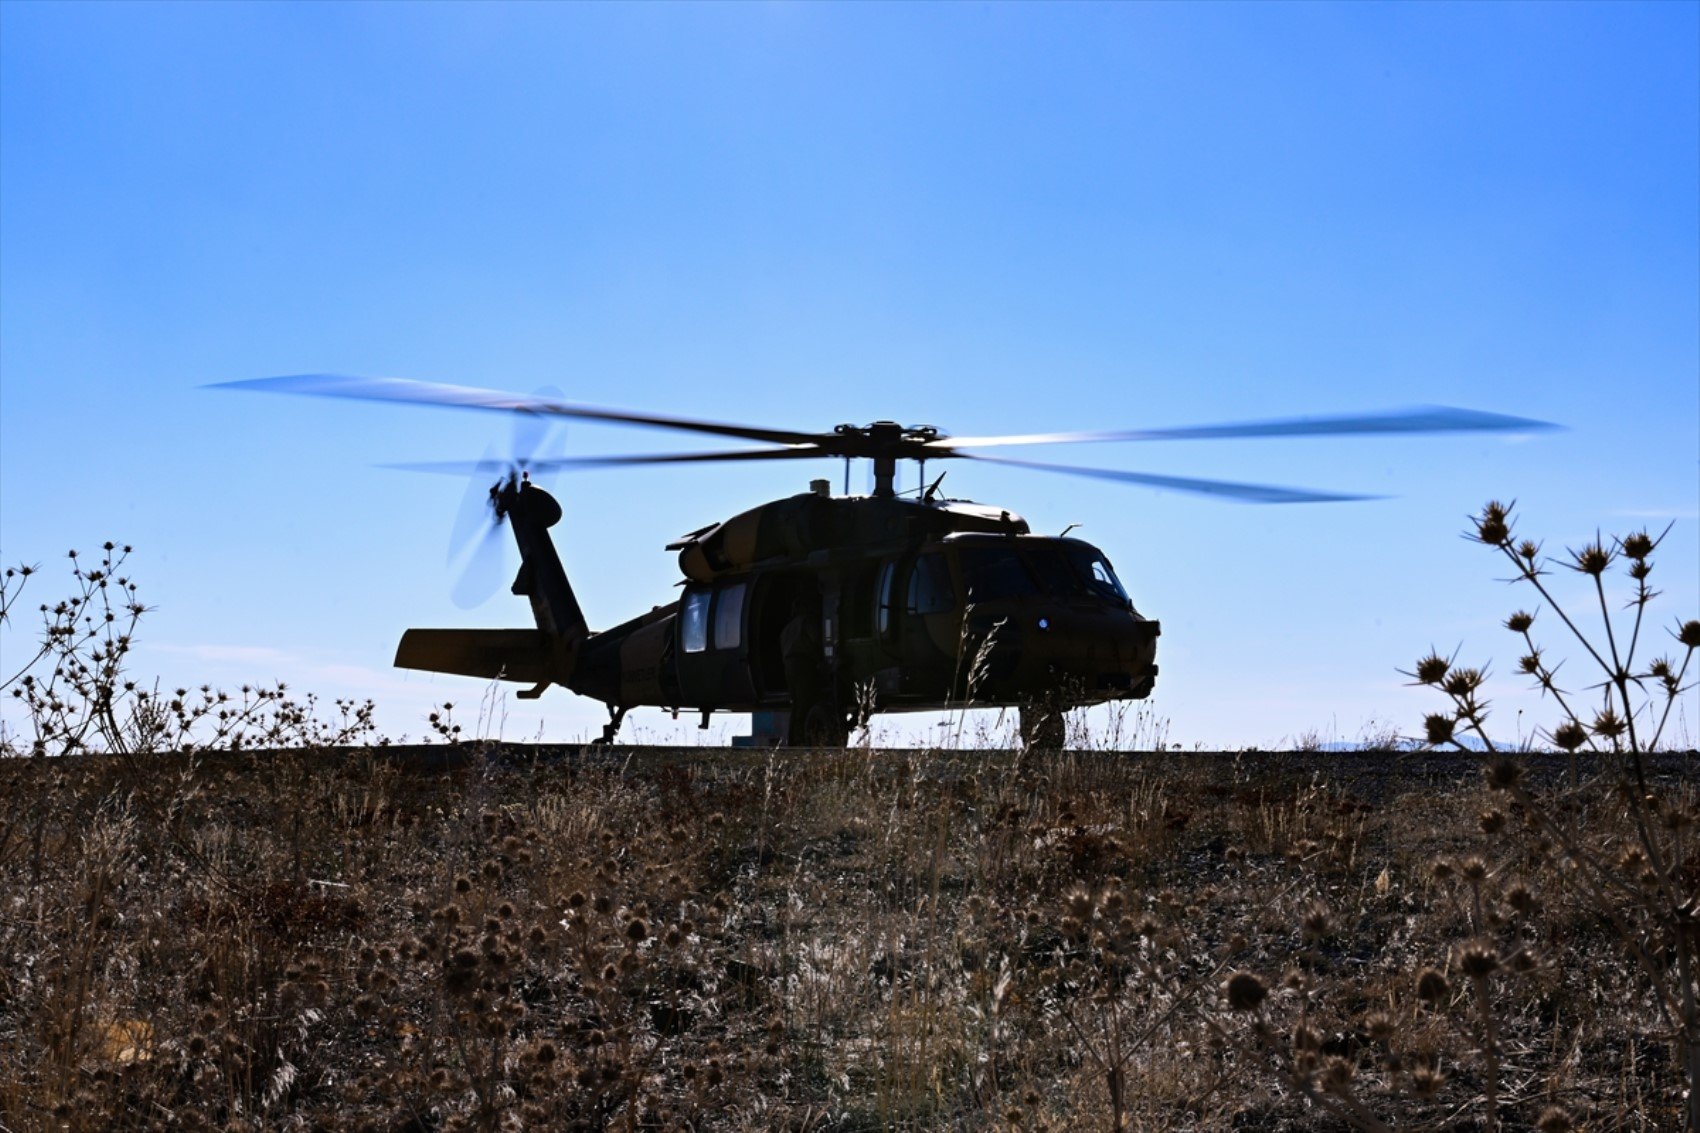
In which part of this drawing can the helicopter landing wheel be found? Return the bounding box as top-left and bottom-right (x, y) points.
(1020, 702), (1067, 751)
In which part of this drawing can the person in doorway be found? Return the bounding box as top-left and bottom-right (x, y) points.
(780, 589), (825, 745)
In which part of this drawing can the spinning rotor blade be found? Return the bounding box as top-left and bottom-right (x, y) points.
(447, 445), (505, 562)
(215, 374), (822, 447)
(941, 406), (1558, 449)
(451, 521), (509, 610)
(387, 446), (821, 475)
(962, 453), (1380, 504)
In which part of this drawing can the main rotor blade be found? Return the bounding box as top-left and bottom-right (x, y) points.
(964, 453), (1380, 504)
(387, 446), (822, 475)
(941, 406), (1559, 449)
(214, 374), (824, 448)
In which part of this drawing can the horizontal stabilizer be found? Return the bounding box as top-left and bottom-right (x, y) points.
(395, 628), (562, 684)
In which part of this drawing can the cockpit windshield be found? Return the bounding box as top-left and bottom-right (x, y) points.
(958, 547), (1039, 603)
(955, 543), (1130, 606)
(1065, 547), (1129, 603)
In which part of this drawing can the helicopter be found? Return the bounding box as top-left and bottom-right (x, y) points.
(218, 375), (1556, 747)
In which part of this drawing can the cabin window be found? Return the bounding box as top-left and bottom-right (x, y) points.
(875, 560), (897, 637)
(1066, 548), (1129, 603)
(958, 547), (1039, 603)
(681, 588), (710, 654)
(906, 552), (954, 615)
(713, 582), (746, 649)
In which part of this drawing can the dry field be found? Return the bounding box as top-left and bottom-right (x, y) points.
(1, 742), (1694, 1133)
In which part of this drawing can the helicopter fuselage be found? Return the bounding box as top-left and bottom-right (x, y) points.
(397, 482), (1159, 743)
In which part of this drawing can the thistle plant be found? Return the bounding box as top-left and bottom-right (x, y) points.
(1411, 500), (1700, 1130)
(1, 545), (379, 756)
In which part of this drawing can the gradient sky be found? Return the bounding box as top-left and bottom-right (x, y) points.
(3, 1), (1696, 749)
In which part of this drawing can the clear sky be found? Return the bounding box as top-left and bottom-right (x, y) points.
(3, 1), (1696, 749)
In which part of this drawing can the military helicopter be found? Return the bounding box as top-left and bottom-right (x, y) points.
(219, 375), (1555, 747)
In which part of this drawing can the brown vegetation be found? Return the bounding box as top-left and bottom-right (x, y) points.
(0, 743), (1692, 1132)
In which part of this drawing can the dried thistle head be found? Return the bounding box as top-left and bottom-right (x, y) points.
(1504, 611), (1534, 634)
(1410, 1066), (1446, 1098)
(1225, 971), (1268, 1012)
(1319, 1057), (1355, 1095)
(1620, 530), (1654, 560)
(1568, 538), (1613, 577)
(1300, 903), (1332, 944)
(1484, 759), (1522, 792)
(1442, 667), (1486, 697)
(1679, 619), (1700, 650)
(1413, 652), (1451, 685)
(1536, 1106), (1574, 1133)
(1457, 942), (1500, 979)
(1591, 708), (1626, 740)
(1423, 714), (1456, 746)
(1473, 501), (1513, 547)
(1415, 967), (1450, 1003)
(1550, 721), (1587, 752)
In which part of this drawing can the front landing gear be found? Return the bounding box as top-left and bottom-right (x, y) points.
(595, 705), (628, 746)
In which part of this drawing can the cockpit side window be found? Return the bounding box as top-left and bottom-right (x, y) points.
(1066, 548), (1130, 603)
(958, 547), (1039, 603)
(906, 552), (954, 615)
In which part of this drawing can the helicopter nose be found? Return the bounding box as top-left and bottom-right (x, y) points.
(1027, 609), (1159, 691)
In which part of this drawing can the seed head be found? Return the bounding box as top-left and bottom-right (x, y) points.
(1479, 809), (1506, 836)
(1410, 1066), (1446, 1098)
(1550, 722), (1587, 752)
(1459, 856), (1489, 883)
(1485, 759), (1522, 792)
(1591, 708), (1626, 739)
(1320, 1057), (1355, 1095)
(1413, 652), (1451, 685)
(1300, 903), (1332, 944)
(1442, 667), (1485, 697)
(1225, 971), (1268, 1012)
(1621, 531), (1654, 560)
(1423, 714), (1456, 746)
(1364, 1011), (1396, 1043)
(1536, 1105), (1574, 1133)
(1474, 501), (1512, 547)
(1065, 886), (1095, 921)
(1416, 967), (1450, 1003)
(1679, 620), (1700, 650)
(1505, 611), (1534, 634)
(1457, 942), (1500, 979)
(1568, 538), (1613, 577)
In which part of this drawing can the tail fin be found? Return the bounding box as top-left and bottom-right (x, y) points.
(394, 480), (588, 696)
(502, 480), (589, 649)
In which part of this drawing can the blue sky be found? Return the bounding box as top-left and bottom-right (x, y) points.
(3, 1), (1696, 748)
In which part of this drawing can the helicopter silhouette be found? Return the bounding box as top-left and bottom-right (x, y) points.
(217, 374), (1555, 747)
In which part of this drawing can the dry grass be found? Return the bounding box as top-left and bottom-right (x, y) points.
(1, 743), (1692, 1132)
